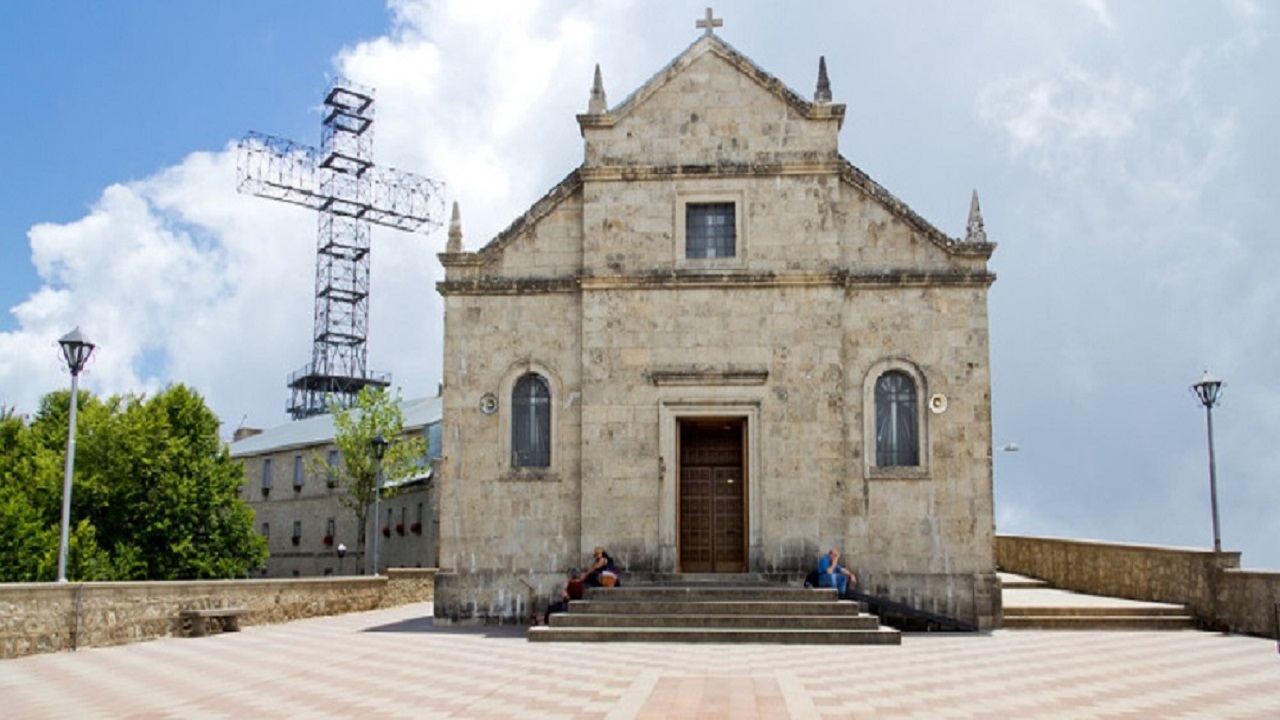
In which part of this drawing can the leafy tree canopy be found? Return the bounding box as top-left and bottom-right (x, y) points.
(312, 387), (427, 569)
(0, 384), (267, 582)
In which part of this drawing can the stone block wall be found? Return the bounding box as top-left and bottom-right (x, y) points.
(998, 535), (1280, 638)
(0, 568), (434, 660)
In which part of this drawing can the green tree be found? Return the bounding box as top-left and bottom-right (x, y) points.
(0, 385), (267, 581)
(312, 387), (426, 573)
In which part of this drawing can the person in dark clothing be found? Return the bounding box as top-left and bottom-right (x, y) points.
(580, 546), (619, 587)
(537, 569), (585, 625)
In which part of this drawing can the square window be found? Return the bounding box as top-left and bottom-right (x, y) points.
(686, 202), (736, 259)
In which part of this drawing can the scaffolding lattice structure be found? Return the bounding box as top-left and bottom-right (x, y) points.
(238, 78), (443, 419)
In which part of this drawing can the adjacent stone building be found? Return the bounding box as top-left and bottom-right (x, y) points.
(230, 396), (442, 577)
(435, 22), (1000, 627)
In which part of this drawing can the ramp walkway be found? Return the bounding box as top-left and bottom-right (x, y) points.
(1001, 572), (1197, 630)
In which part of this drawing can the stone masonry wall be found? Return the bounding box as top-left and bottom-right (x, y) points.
(0, 568), (434, 660)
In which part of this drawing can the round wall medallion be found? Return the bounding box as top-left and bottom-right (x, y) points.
(478, 393), (498, 415)
(929, 393), (948, 414)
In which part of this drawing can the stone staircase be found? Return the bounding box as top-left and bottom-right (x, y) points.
(1000, 573), (1197, 630)
(528, 582), (901, 644)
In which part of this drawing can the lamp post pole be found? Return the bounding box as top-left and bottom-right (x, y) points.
(1191, 371), (1224, 553)
(370, 434), (388, 575)
(336, 542), (347, 576)
(56, 328), (96, 583)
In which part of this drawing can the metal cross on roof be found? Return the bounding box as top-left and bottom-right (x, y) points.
(696, 7), (722, 35)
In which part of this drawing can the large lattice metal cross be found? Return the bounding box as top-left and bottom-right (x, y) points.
(238, 77), (444, 419)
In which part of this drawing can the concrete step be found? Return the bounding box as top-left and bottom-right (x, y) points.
(998, 572), (1050, 589)
(570, 599), (862, 616)
(528, 626), (902, 644)
(1002, 615), (1197, 631)
(589, 586), (838, 602)
(530, 580), (900, 644)
(551, 612), (882, 630)
(1004, 605), (1191, 618)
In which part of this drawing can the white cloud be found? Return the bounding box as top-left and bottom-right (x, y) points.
(977, 64), (1147, 177)
(1077, 0), (1116, 31)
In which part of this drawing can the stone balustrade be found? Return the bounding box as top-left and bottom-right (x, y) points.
(0, 568), (434, 660)
(997, 535), (1279, 638)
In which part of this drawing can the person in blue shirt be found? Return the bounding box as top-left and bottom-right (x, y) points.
(817, 547), (857, 597)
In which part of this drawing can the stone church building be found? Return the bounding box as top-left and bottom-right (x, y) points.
(435, 20), (1000, 628)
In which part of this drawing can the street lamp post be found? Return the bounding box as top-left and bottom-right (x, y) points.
(56, 328), (96, 582)
(370, 434), (389, 575)
(1191, 371), (1224, 553)
(336, 542), (347, 576)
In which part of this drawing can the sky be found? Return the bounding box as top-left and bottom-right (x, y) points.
(1, 0), (1276, 570)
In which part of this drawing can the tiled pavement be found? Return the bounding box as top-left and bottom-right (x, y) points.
(2, 602), (1278, 719)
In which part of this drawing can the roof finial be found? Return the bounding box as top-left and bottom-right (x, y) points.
(696, 7), (723, 35)
(588, 63), (608, 114)
(815, 56), (832, 103)
(446, 201), (463, 253)
(965, 190), (987, 243)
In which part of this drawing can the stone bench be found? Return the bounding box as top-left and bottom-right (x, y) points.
(179, 607), (248, 637)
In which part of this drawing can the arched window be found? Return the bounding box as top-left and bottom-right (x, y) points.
(511, 374), (551, 468)
(875, 371), (919, 466)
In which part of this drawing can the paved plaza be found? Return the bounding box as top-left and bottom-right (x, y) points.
(2, 601), (1278, 718)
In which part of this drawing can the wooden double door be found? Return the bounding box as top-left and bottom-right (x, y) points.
(678, 418), (747, 572)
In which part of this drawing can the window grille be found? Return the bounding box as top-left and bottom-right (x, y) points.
(262, 458), (273, 490)
(511, 374), (551, 467)
(685, 203), (736, 258)
(875, 371), (920, 466)
(293, 455), (304, 489)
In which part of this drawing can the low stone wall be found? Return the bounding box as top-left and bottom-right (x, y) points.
(997, 535), (1279, 638)
(0, 568), (435, 660)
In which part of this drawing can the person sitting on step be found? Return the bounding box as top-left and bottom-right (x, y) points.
(579, 546), (620, 588)
(817, 547), (857, 597)
(537, 568), (585, 625)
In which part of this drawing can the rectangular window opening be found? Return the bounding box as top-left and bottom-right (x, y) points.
(685, 202), (736, 259)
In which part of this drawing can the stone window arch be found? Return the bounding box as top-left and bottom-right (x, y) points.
(875, 371), (919, 466)
(511, 373), (551, 468)
(862, 359), (930, 479)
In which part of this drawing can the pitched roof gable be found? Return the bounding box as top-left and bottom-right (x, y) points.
(579, 33), (844, 131)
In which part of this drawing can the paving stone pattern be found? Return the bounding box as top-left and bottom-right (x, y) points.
(2, 602), (1277, 718)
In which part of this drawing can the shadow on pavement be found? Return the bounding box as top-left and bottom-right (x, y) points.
(363, 615), (529, 638)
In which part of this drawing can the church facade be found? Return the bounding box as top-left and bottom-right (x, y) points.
(435, 24), (1000, 628)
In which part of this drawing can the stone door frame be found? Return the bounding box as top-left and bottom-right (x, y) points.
(657, 398), (762, 572)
